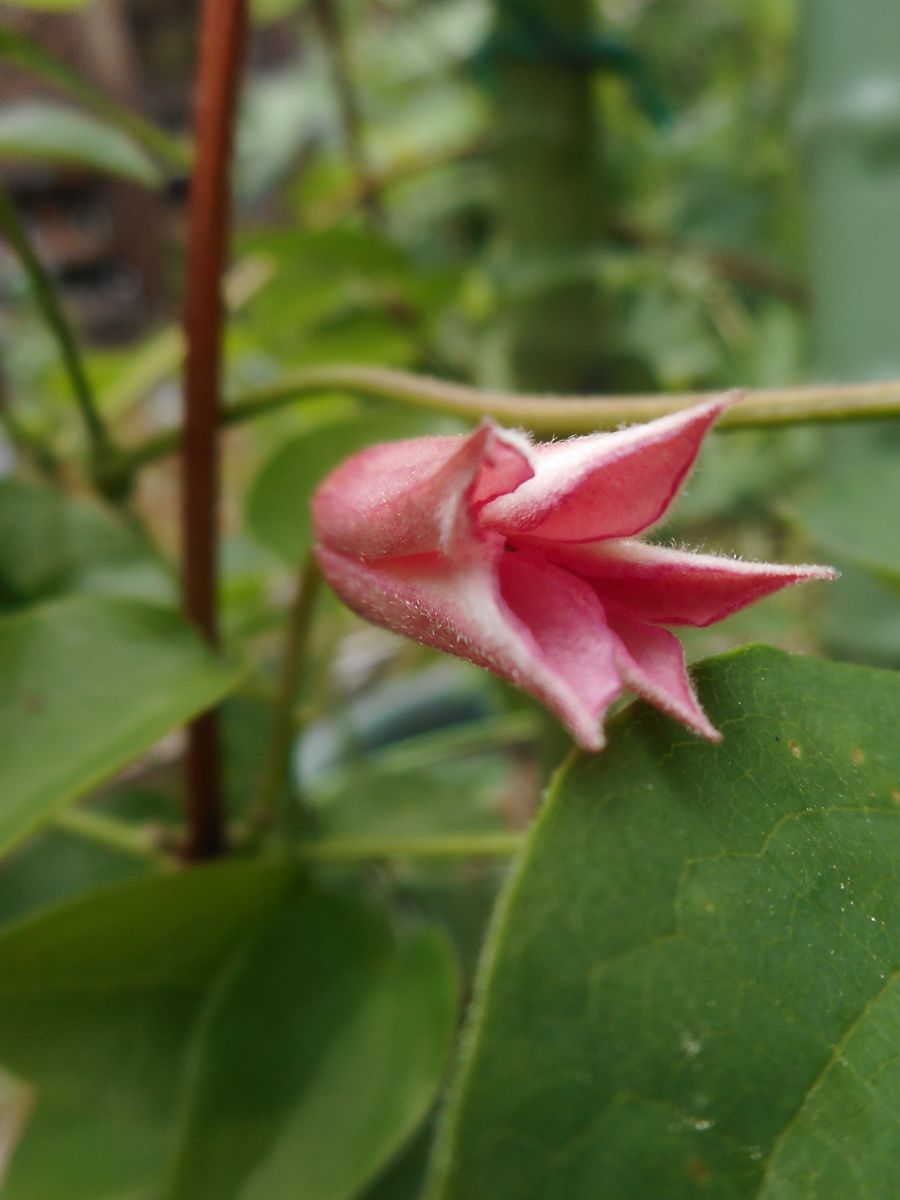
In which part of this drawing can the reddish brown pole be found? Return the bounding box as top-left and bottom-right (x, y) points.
(181, 0), (247, 860)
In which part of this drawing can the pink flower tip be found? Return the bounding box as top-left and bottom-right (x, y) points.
(312, 400), (836, 751)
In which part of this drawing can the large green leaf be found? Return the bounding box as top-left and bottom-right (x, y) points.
(0, 865), (457, 1200)
(0, 595), (239, 855)
(428, 647), (900, 1199)
(245, 412), (462, 564)
(166, 892), (458, 1200)
(0, 862), (295, 1200)
(0, 101), (160, 185)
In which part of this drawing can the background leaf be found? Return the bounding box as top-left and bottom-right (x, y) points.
(0, 862), (294, 1200)
(787, 456), (900, 590)
(0, 595), (240, 855)
(0, 101), (161, 185)
(245, 411), (463, 564)
(0, 866), (457, 1200)
(0, 27), (186, 168)
(0, 479), (175, 610)
(0, 1), (91, 9)
(167, 892), (458, 1200)
(429, 647), (900, 1200)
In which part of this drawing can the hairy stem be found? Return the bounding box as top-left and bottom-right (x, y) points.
(122, 364), (900, 472)
(181, 0), (248, 861)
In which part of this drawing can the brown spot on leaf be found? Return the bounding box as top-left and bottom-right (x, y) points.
(788, 741), (802, 759)
(850, 748), (865, 765)
(688, 1157), (710, 1185)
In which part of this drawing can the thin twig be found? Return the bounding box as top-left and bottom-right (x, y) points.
(54, 807), (175, 868)
(121, 364), (900, 472)
(253, 556), (322, 831)
(180, 0), (248, 861)
(0, 182), (116, 476)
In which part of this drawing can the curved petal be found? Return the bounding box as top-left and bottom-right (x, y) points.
(312, 420), (534, 562)
(539, 539), (838, 627)
(606, 608), (720, 741)
(480, 396), (731, 543)
(315, 543), (621, 751)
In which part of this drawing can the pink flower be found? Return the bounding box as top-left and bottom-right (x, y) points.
(312, 399), (836, 750)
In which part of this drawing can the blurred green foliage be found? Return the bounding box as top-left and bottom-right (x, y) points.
(1, 0), (898, 1195)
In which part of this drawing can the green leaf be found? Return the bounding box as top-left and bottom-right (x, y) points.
(0, 861), (296, 1200)
(788, 458), (900, 589)
(429, 647), (900, 1200)
(0, 479), (175, 610)
(0, 866), (457, 1200)
(0, 28), (186, 169)
(245, 412), (463, 564)
(250, 0), (310, 23)
(0, 595), (240, 856)
(0, 102), (160, 186)
(166, 892), (458, 1200)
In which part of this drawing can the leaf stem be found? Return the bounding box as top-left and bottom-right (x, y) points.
(295, 831), (525, 863)
(253, 556), (322, 831)
(0, 182), (116, 475)
(121, 364), (900, 472)
(54, 807), (174, 868)
(180, 0), (248, 861)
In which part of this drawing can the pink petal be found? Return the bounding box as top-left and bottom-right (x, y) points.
(315, 543), (621, 751)
(606, 608), (721, 741)
(538, 539), (838, 627)
(312, 420), (533, 562)
(498, 550), (622, 746)
(480, 396), (731, 543)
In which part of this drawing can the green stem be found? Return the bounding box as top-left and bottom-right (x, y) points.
(121, 364), (900, 471)
(296, 831), (525, 862)
(253, 556), (322, 830)
(54, 807), (174, 868)
(491, 0), (606, 390)
(0, 183), (115, 469)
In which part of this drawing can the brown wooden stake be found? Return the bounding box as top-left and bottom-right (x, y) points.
(181, 0), (247, 860)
